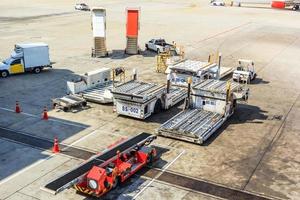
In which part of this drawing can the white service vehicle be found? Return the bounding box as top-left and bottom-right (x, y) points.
(0, 43), (51, 78)
(210, 0), (226, 6)
(75, 3), (90, 11)
(232, 59), (257, 83)
(145, 39), (176, 54)
(112, 80), (187, 119)
(67, 68), (124, 104)
(158, 79), (249, 144)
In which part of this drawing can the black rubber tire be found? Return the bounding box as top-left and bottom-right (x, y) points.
(63, 107), (69, 112)
(147, 153), (153, 164)
(154, 99), (162, 114)
(112, 176), (120, 189)
(145, 44), (149, 50)
(33, 67), (42, 74)
(82, 102), (87, 107)
(0, 70), (9, 78)
(252, 73), (257, 80)
(157, 48), (160, 54)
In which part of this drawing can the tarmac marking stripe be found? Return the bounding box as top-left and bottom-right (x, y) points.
(132, 150), (185, 199)
(0, 107), (89, 129)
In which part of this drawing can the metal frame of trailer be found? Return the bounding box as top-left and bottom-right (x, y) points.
(112, 80), (187, 119)
(52, 95), (87, 112)
(41, 132), (156, 195)
(77, 81), (114, 104)
(158, 79), (248, 144)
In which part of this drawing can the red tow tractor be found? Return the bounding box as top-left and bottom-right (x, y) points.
(42, 133), (157, 197)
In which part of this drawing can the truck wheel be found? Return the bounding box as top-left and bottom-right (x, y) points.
(112, 176), (120, 189)
(154, 99), (162, 114)
(145, 44), (149, 50)
(0, 70), (9, 78)
(157, 49), (160, 54)
(33, 67), (42, 74)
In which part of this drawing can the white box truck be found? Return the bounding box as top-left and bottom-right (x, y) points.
(0, 43), (51, 78)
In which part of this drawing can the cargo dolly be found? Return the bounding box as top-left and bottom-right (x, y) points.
(67, 67), (125, 104)
(41, 132), (157, 197)
(158, 79), (249, 144)
(52, 95), (87, 112)
(112, 80), (187, 119)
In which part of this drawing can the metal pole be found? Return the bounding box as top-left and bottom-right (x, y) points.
(186, 77), (192, 109)
(133, 68), (137, 80)
(218, 53), (222, 79)
(166, 74), (171, 94)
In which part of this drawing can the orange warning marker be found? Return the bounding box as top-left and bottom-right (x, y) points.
(42, 106), (48, 120)
(15, 101), (21, 113)
(52, 137), (60, 153)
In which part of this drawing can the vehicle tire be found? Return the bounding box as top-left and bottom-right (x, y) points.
(145, 44), (149, 50)
(147, 153), (153, 164)
(63, 107), (69, 112)
(0, 70), (9, 78)
(82, 101), (87, 107)
(252, 73), (257, 80)
(157, 48), (160, 54)
(154, 99), (162, 114)
(112, 176), (120, 189)
(33, 67), (42, 74)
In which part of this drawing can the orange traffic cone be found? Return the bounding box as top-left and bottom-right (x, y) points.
(15, 101), (21, 113)
(52, 137), (60, 153)
(42, 106), (48, 120)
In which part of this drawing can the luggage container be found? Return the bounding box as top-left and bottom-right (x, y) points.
(125, 8), (140, 55)
(91, 8), (108, 57)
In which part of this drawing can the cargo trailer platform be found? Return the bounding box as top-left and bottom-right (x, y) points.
(158, 109), (228, 144)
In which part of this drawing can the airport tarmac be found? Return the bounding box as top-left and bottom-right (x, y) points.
(0, 0), (300, 199)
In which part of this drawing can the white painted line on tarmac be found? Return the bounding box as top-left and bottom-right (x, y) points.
(0, 154), (56, 186)
(66, 129), (98, 147)
(0, 107), (89, 129)
(132, 150), (185, 199)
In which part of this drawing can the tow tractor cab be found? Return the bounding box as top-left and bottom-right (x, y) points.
(233, 59), (256, 83)
(0, 43), (51, 78)
(42, 133), (157, 198)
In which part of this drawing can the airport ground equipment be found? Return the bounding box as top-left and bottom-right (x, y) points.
(52, 95), (87, 112)
(41, 133), (157, 198)
(145, 39), (176, 54)
(0, 43), (52, 78)
(125, 8), (140, 54)
(158, 79), (249, 144)
(232, 59), (256, 83)
(112, 80), (187, 119)
(67, 67), (125, 104)
(91, 8), (108, 57)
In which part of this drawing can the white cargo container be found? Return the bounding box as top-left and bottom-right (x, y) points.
(67, 68), (115, 104)
(0, 43), (51, 78)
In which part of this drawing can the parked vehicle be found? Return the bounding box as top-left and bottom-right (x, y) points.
(145, 39), (176, 54)
(158, 79), (249, 144)
(232, 59), (257, 83)
(112, 80), (187, 119)
(0, 43), (52, 78)
(42, 133), (157, 197)
(75, 3), (90, 11)
(210, 0), (225, 6)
